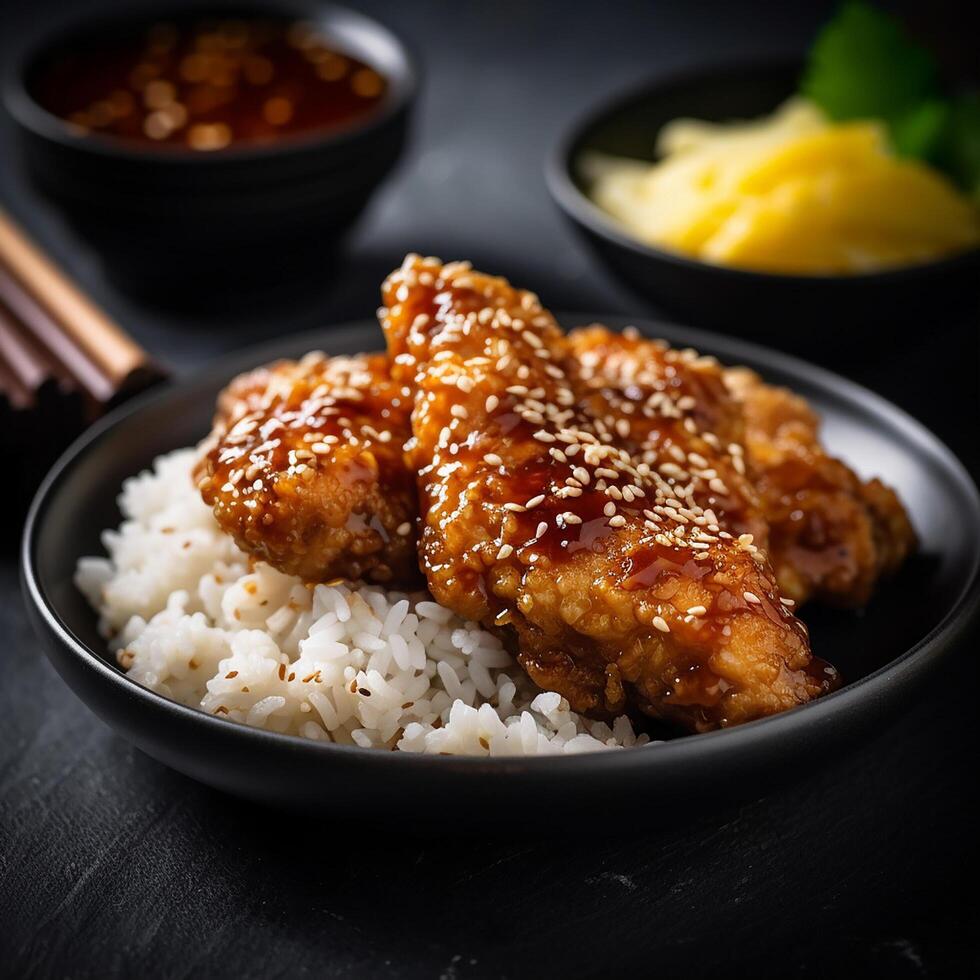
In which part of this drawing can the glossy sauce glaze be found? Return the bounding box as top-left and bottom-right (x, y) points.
(196, 352), (419, 585)
(382, 256), (835, 731)
(30, 16), (387, 150)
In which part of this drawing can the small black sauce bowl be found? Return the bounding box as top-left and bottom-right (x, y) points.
(3, 2), (417, 306)
(547, 63), (980, 346)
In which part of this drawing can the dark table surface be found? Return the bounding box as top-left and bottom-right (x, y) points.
(1, 1), (978, 977)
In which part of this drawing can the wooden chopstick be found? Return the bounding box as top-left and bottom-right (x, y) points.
(0, 207), (166, 408)
(0, 266), (115, 408)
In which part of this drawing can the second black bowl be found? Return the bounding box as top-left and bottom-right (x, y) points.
(547, 63), (980, 344)
(3, 1), (417, 305)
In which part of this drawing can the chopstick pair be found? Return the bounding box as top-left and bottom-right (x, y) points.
(0, 209), (166, 418)
(0, 208), (168, 539)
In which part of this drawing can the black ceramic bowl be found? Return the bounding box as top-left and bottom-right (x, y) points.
(21, 316), (980, 821)
(3, 2), (416, 303)
(547, 64), (980, 343)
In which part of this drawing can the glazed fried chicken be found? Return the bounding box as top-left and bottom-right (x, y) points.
(568, 325), (770, 552)
(571, 327), (915, 607)
(196, 351), (419, 585)
(724, 367), (915, 606)
(200, 329), (913, 620)
(381, 255), (835, 732)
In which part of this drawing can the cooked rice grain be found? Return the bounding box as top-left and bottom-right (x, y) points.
(75, 449), (652, 755)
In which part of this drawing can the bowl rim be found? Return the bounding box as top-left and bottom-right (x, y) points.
(20, 315), (980, 776)
(545, 59), (980, 285)
(1, 0), (419, 166)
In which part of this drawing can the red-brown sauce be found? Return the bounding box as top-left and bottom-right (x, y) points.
(30, 16), (387, 150)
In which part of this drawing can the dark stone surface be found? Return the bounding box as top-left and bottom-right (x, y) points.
(1, 1), (977, 976)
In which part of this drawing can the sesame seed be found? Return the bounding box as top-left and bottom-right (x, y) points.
(652, 616), (670, 633)
(496, 544), (514, 559)
(535, 521), (548, 538)
(687, 605), (707, 616)
(485, 453), (503, 466)
(608, 515), (626, 528)
(743, 591), (761, 605)
(485, 394), (499, 413)
(397, 522), (412, 536)
(525, 494), (545, 509)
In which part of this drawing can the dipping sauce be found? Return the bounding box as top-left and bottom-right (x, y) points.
(29, 16), (388, 151)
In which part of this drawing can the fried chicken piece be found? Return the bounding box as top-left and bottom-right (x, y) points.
(569, 324), (770, 551)
(196, 351), (419, 585)
(724, 367), (915, 606)
(381, 255), (835, 731)
(571, 328), (915, 607)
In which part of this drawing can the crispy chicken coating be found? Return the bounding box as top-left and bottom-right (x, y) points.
(570, 328), (915, 607)
(201, 329), (913, 618)
(724, 367), (915, 606)
(381, 256), (835, 731)
(196, 351), (419, 585)
(568, 324), (770, 552)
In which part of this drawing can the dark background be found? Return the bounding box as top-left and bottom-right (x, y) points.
(1, 1), (978, 977)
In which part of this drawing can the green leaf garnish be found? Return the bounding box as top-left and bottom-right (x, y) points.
(890, 100), (950, 161)
(802, 1), (939, 122)
(939, 94), (980, 201)
(801, 1), (980, 195)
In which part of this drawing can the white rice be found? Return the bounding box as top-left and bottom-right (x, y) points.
(75, 449), (652, 755)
